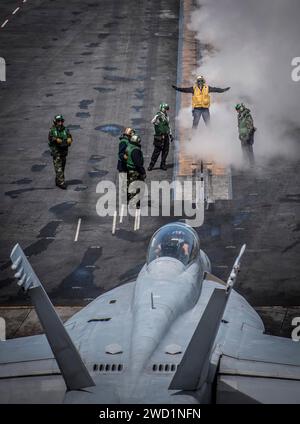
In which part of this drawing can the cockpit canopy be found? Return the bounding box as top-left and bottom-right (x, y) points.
(147, 222), (200, 266)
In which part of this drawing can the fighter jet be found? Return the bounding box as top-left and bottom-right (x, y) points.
(1, 222), (300, 404)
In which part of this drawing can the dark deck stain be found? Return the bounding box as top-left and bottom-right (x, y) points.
(5, 187), (53, 199)
(76, 112), (90, 118)
(293, 223), (300, 232)
(23, 238), (55, 258)
(104, 75), (134, 82)
(102, 66), (118, 71)
(37, 221), (61, 238)
(131, 105), (143, 113)
(97, 33), (110, 40)
(74, 185), (88, 191)
(79, 99), (94, 109)
(104, 22), (118, 29)
(86, 42), (100, 48)
(94, 87), (116, 93)
(89, 155), (105, 163)
(31, 164), (47, 172)
(11, 178), (32, 185)
(49, 201), (77, 217)
(282, 240), (300, 253)
(279, 194), (300, 203)
(67, 125), (81, 130)
(42, 150), (51, 158)
(66, 179), (83, 186)
(0, 221), (63, 273)
(88, 168), (109, 178)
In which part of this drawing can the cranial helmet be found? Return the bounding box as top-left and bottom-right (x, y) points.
(159, 103), (169, 113)
(196, 75), (205, 84)
(131, 134), (141, 144)
(235, 103), (245, 112)
(124, 127), (135, 137)
(54, 115), (65, 126)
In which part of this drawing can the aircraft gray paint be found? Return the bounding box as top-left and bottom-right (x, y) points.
(0, 222), (300, 404)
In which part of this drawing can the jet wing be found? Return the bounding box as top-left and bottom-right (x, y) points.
(9, 244), (95, 391)
(217, 323), (300, 403)
(0, 334), (66, 403)
(0, 335), (54, 370)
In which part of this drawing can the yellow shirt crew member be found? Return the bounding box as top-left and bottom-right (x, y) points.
(172, 75), (230, 128)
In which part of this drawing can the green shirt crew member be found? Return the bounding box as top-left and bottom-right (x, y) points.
(125, 134), (146, 204)
(48, 114), (73, 189)
(148, 103), (173, 171)
(235, 103), (256, 167)
(118, 127), (135, 204)
(118, 127), (135, 173)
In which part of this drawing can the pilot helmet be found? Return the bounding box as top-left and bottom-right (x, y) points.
(160, 230), (187, 258)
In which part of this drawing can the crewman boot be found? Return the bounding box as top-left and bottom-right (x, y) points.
(148, 164), (154, 171)
(160, 163), (167, 171)
(56, 181), (67, 190)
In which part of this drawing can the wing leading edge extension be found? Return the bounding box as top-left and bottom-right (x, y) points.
(10, 244), (95, 391)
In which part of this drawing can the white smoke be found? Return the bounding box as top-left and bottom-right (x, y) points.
(179, 0), (300, 167)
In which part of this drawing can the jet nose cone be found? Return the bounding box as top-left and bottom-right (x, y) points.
(147, 257), (185, 278)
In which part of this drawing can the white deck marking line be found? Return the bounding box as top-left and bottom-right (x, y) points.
(74, 218), (82, 242)
(1, 20), (9, 28)
(119, 204), (125, 223)
(1, 0), (28, 30)
(137, 208), (141, 230)
(112, 211), (117, 235)
(134, 208), (140, 231)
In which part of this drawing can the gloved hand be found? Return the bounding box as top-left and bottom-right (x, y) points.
(56, 137), (63, 144)
(141, 174), (146, 181)
(67, 137), (72, 145)
(172, 84), (177, 90)
(169, 134), (174, 143)
(239, 135), (248, 143)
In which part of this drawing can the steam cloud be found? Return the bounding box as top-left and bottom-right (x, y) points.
(178, 0), (300, 167)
